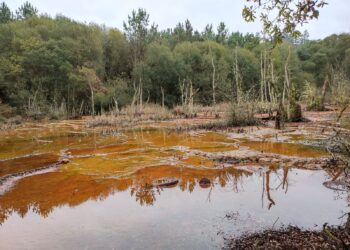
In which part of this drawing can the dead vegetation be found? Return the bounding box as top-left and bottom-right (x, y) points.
(86, 103), (173, 128)
(225, 221), (350, 250)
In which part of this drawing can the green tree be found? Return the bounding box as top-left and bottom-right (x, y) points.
(16, 1), (38, 20)
(123, 8), (149, 65)
(243, 0), (328, 44)
(143, 42), (179, 106)
(0, 2), (12, 24)
(202, 24), (215, 41)
(104, 28), (129, 79)
(216, 22), (228, 44)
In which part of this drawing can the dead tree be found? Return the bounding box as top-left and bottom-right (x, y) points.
(209, 44), (216, 107)
(161, 86), (165, 108)
(79, 67), (104, 117)
(233, 46), (242, 103)
(283, 46), (291, 106)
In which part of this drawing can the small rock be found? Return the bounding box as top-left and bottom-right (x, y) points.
(153, 177), (179, 188)
(199, 178), (211, 188)
(61, 158), (70, 164)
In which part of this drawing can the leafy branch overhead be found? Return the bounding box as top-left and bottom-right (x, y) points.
(243, 0), (328, 43)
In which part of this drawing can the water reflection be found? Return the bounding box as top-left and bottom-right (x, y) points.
(0, 120), (343, 248)
(0, 164), (344, 225)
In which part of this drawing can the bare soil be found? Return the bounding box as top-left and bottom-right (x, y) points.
(225, 223), (350, 250)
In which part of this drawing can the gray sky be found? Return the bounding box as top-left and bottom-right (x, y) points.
(7, 0), (350, 39)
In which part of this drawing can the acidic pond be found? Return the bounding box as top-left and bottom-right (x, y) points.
(0, 121), (348, 250)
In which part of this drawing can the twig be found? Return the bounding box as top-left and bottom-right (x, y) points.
(272, 217), (279, 229)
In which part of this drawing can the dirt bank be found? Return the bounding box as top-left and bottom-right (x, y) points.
(225, 221), (350, 250)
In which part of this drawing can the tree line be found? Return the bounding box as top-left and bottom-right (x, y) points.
(0, 1), (349, 119)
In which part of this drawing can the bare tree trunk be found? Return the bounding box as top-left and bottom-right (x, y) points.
(189, 80), (193, 113)
(270, 58), (275, 103)
(89, 84), (95, 117)
(113, 97), (119, 115)
(161, 86), (165, 108)
(320, 75), (328, 110)
(79, 100), (84, 116)
(263, 50), (268, 102)
(260, 52), (264, 102)
(179, 79), (185, 106)
(284, 46), (291, 104)
(146, 89), (150, 104)
(209, 45), (216, 106)
(267, 56), (272, 102)
(131, 80), (139, 112)
(235, 46), (241, 104)
(139, 76), (143, 111)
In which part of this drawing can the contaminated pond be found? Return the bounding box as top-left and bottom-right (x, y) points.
(0, 120), (349, 250)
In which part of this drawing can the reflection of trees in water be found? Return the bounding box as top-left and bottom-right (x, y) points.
(128, 166), (251, 206)
(261, 167), (290, 210)
(265, 170), (276, 210)
(2, 165), (341, 223)
(130, 185), (161, 206)
(0, 166), (255, 223)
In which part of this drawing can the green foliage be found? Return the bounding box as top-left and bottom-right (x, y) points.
(123, 8), (149, 64)
(242, 0), (328, 44)
(0, 2), (349, 121)
(104, 29), (129, 79)
(15, 1), (38, 20)
(0, 2), (12, 24)
(302, 81), (324, 111)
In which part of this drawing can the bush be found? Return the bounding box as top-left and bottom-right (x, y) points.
(302, 81), (325, 111)
(228, 100), (259, 126)
(306, 97), (325, 111)
(0, 103), (16, 118)
(288, 101), (303, 122)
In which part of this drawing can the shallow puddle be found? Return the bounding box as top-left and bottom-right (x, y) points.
(0, 121), (346, 249)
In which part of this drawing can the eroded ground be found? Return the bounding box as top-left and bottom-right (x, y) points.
(0, 111), (349, 249)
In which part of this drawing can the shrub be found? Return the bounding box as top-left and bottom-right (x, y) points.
(0, 103), (16, 118)
(228, 100), (259, 126)
(288, 100), (303, 122)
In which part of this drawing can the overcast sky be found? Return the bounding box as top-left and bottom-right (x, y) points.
(7, 0), (350, 39)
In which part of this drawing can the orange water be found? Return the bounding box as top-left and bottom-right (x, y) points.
(0, 120), (346, 249)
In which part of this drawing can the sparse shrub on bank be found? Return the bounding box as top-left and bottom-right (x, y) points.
(228, 101), (259, 126)
(302, 81), (326, 111)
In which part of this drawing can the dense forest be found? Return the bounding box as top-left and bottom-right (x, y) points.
(0, 1), (349, 120)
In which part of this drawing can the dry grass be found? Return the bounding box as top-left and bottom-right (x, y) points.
(86, 103), (173, 128)
(173, 103), (231, 118)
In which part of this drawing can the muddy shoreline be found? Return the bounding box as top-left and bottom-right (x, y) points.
(225, 221), (350, 250)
